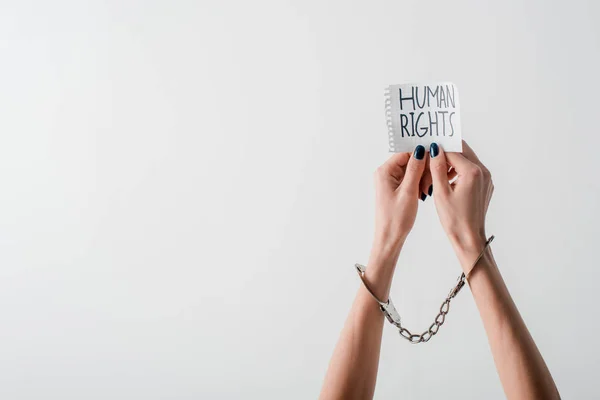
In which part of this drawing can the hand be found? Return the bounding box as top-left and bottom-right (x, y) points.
(373, 146), (427, 258)
(428, 140), (494, 270)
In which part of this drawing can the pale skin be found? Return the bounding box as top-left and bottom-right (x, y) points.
(319, 141), (560, 400)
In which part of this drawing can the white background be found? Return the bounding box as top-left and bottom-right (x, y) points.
(1, 1), (598, 399)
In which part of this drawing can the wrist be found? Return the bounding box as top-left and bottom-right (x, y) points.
(371, 233), (404, 266)
(364, 252), (398, 301)
(364, 235), (404, 300)
(448, 230), (487, 271)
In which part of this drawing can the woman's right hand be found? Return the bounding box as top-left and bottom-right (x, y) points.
(428, 140), (494, 272)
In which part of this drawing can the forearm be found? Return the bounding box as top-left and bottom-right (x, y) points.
(461, 248), (560, 399)
(319, 241), (400, 400)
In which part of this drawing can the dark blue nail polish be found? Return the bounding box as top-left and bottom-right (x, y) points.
(414, 145), (425, 160)
(428, 184), (433, 196)
(420, 192), (427, 201)
(430, 143), (439, 158)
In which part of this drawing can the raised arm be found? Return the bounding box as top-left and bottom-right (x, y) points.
(428, 141), (560, 400)
(319, 147), (427, 400)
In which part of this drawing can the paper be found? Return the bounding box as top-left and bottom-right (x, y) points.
(385, 82), (462, 152)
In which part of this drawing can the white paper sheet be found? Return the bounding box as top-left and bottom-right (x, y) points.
(385, 82), (462, 152)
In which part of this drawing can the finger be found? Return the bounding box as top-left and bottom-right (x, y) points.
(430, 164), (456, 193)
(419, 156), (433, 199)
(453, 141), (493, 189)
(461, 140), (482, 165)
(446, 150), (483, 191)
(379, 152), (411, 181)
(485, 182), (494, 214)
(462, 140), (491, 175)
(428, 142), (450, 195)
(380, 153), (410, 176)
(445, 150), (477, 175)
(400, 145), (426, 197)
(381, 152), (411, 169)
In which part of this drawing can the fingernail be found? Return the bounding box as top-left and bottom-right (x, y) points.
(420, 192), (427, 201)
(428, 184), (433, 196)
(414, 145), (425, 160)
(430, 143), (439, 158)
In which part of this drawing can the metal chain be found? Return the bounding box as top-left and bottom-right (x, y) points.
(355, 235), (495, 344)
(392, 274), (465, 344)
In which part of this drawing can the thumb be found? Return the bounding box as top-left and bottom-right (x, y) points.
(428, 142), (450, 196)
(401, 145), (426, 197)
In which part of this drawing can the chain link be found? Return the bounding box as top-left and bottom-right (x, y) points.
(392, 275), (462, 344)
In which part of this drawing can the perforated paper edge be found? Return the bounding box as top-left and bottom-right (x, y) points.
(384, 86), (395, 152)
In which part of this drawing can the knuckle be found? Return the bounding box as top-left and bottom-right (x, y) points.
(481, 166), (492, 180)
(466, 165), (482, 180)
